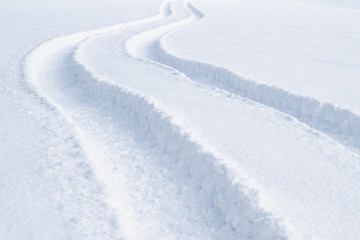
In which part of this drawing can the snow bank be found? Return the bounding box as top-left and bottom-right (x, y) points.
(71, 38), (288, 239)
(154, 4), (360, 150)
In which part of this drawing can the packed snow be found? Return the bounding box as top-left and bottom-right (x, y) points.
(1, 0), (360, 239)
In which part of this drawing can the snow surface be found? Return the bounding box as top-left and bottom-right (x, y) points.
(0, 0), (162, 239)
(1, 0), (360, 239)
(166, 0), (360, 113)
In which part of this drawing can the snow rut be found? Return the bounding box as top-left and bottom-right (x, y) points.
(25, 0), (288, 239)
(153, 2), (360, 152)
(72, 1), (288, 239)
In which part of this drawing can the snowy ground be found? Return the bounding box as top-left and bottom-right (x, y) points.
(1, 0), (360, 239)
(166, 0), (360, 112)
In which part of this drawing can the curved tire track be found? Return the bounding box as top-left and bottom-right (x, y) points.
(25, 0), (287, 239)
(109, 1), (360, 239)
(151, 2), (360, 152)
(73, 1), (288, 239)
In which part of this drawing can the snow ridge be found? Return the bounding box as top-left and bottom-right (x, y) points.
(155, 3), (360, 151)
(22, 1), (173, 238)
(22, 28), (124, 240)
(71, 1), (288, 238)
(15, 0), (360, 238)
(23, 0), (289, 238)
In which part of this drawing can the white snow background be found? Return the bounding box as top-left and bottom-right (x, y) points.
(1, 0), (360, 239)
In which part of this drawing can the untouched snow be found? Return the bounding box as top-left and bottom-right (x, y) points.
(1, 0), (360, 239)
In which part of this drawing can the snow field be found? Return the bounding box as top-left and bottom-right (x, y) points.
(0, 0), (164, 238)
(155, 1), (360, 151)
(23, 0), (287, 238)
(73, 49), (287, 239)
(119, 1), (360, 239)
(72, 1), (287, 238)
(165, 0), (360, 112)
(2, 0), (360, 239)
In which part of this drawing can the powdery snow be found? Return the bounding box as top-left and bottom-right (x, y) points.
(166, 0), (360, 113)
(1, 0), (360, 239)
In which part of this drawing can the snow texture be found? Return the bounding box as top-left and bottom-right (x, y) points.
(2, 0), (360, 239)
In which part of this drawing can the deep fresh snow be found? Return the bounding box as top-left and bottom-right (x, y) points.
(1, 0), (360, 239)
(167, 0), (360, 112)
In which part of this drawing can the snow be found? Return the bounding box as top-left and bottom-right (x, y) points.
(166, 0), (360, 113)
(155, 12), (360, 151)
(1, 0), (360, 239)
(0, 0), (162, 239)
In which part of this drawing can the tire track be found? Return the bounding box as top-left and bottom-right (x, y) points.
(25, 0), (287, 239)
(151, 2), (360, 153)
(80, 1), (360, 239)
(71, 0), (288, 239)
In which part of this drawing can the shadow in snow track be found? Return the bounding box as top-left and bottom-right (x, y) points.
(71, 0), (289, 239)
(24, 0), (288, 239)
(151, 1), (360, 153)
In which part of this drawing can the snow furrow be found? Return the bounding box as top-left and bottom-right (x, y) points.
(154, 3), (360, 151)
(23, 0), (287, 238)
(72, 46), (287, 239)
(22, 2), (182, 239)
(119, 1), (360, 239)
(10, 0), (360, 239)
(71, 1), (288, 239)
